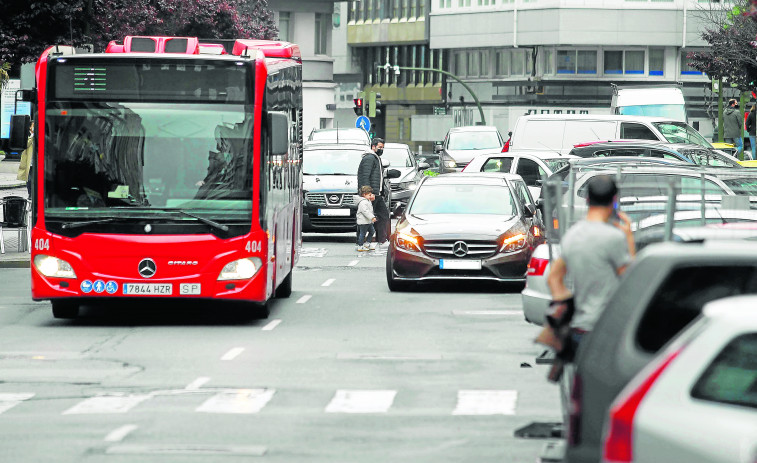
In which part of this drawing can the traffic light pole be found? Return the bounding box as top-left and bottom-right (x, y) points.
(378, 65), (486, 125)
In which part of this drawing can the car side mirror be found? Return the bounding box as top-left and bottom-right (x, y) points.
(434, 141), (443, 153)
(381, 158), (390, 168)
(524, 203), (537, 218)
(418, 162), (430, 170)
(387, 168), (402, 179)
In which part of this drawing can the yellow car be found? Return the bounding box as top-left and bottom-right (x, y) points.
(712, 142), (757, 166)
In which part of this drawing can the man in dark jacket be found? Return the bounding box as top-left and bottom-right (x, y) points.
(746, 104), (756, 160)
(357, 138), (390, 249)
(724, 99), (744, 158)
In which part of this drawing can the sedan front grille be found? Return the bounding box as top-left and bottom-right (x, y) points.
(422, 240), (499, 259)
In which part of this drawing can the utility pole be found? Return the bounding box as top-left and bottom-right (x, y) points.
(377, 64), (486, 125)
(717, 79), (724, 143)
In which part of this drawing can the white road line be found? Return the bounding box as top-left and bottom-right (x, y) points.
(196, 389), (275, 414)
(325, 390), (397, 414)
(452, 310), (524, 316)
(337, 353), (443, 360)
(63, 395), (152, 415)
(104, 424), (139, 442)
(221, 347), (245, 361)
(452, 390), (518, 415)
(261, 319), (282, 331)
(296, 295), (312, 304)
(0, 393), (34, 414)
(185, 377), (211, 390)
(321, 278), (336, 287)
(347, 260), (359, 267)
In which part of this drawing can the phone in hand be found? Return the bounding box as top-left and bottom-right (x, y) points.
(610, 200), (620, 223)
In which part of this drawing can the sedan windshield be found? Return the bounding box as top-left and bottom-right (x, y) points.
(720, 177), (757, 195)
(654, 122), (713, 148)
(448, 131), (502, 150)
(382, 147), (413, 167)
(410, 184), (517, 215)
(44, 102), (253, 218)
(303, 148), (364, 175)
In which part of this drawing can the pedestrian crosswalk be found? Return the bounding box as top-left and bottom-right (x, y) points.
(0, 389), (519, 416)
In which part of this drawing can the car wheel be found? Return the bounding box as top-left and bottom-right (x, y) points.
(52, 301), (79, 319)
(275, 270), (293, 298)
(386, 248), (413, 291)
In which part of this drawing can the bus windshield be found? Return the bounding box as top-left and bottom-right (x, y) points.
(44, 102), (254, 221)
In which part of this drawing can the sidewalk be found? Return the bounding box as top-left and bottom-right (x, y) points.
(0, 155), (31, 268)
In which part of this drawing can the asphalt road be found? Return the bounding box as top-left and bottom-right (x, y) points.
(0, 232), (560, 463)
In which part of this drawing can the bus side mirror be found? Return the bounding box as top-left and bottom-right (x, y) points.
(269, 112), (289, 155)
(9, 115), (31, 152)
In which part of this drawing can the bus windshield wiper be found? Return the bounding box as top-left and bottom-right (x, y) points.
(174, 210), (230, 232)
(61, 217), (122, 229)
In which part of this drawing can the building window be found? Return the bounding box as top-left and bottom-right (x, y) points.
(625, 50), (644, 74)
(459, 0), (472, 6)
(278, 12), (291, 42)
(314, 13), (328, 54)
(649, 48), (665, 76)
(557, 50), (575, 74)
(512, 50), (526, 75)
(543, 48), (554, 75)
(455, 51), (467, 77)
(468, 50), (480, 76)
(480, 50), (489, 76)
(577, 50), (597, 74)
(681, 51), (703, 75)
(604, 50), (623, 74)
(604, 50), (645, 75)
(495, 50), (510, 76)
(557, 50), (596, 75)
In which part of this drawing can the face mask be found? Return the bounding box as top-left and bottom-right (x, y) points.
(376, 148), (383, 155)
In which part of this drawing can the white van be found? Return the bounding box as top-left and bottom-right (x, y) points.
(507, 114), (712, 155)
(611, 85), (687, 122)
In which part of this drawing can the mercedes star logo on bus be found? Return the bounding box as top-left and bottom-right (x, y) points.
(452, 241), (468, 257)
(138, 258), (157, 278)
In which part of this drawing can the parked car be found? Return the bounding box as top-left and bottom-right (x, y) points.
(386, 173), (543, 291)
(382, 143), (429, 215)
(434, 125), (505, 169)
(508, 114), (714, 155)
(307, 127), (371, 146)
(521, 243), (558, 326)
(602, 296), (757, 463)
(565, 241), (757, 463)
(462, 151), (576, 199)
(568, 140), (742, 168)
(302, 143), (398, 232)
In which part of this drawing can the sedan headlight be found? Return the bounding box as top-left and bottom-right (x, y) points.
(446, 160), (457, 168)
(218, 257), (263, 280)
(500, 226), (528, 252)
(34, 255), (77, 278)
(395, 232), (421, 252)
(398, 181), (418, 191)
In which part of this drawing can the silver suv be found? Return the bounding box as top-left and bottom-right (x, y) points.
(434, 125), (504, 170)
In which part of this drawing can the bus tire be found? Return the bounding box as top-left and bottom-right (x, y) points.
(253, 300), (270, 319)
(52, 301), (79, 319)
(275, 270), (292, 298)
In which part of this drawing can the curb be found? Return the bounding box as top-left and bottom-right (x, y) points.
(0, 259), (30, 269)
(0, 182), (26, 190)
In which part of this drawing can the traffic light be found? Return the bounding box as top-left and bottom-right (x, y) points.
(353, 98), (363, 116)
(369, 92), (382, 118)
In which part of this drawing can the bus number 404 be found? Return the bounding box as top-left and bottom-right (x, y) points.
(245, 241), (262, 253)
(34, 239), (50, 251)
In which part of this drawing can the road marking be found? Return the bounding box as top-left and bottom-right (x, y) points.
(296, 295), (312, 304)
(452, 390), (518, 415)
(105, 444), (267, 456)
(185, 377), (211, 390)
(0, 393), (34, 414)
(196, 389), (275, 414)
(321, 278), (336, 287)
(262, 319), (282, 331)
(221, 347), (245, 361)
(63, 394), (152, 415)
(347, 260), (359, 267)
(452, 310), (524, 316)
(325, 390), (397, 414)
(300, 247), (328, 258)
(104, 424), (139, 442)
(337, 353), (443, 360)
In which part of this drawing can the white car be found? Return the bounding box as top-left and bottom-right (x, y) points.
(521, 243), (559, 326)
(463, 151), (575, 199)
(602, 296), (757, 463)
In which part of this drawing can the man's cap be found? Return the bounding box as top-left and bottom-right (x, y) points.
(587, 174), (618, 206)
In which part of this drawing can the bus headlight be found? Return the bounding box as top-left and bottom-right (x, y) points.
(218, 257), (263, 280)
(33, 255), (77, 278)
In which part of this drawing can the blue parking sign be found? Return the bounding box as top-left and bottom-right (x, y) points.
(355, 116), (371, 132)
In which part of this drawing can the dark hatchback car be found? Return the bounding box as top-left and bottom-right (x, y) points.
(386, 173), (544, 291)
(569, 140), (742, 168)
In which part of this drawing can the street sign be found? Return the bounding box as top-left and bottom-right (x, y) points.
(356, 115), (371, 132)
(433, 106), (447, 116)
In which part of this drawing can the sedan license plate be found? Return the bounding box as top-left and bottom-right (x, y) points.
(123, 283), (173, 295)
(318, 208), (350, 217)
(440, 259), (482, 270)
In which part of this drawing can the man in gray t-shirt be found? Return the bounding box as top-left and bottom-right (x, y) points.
(547, 174), (635, 335)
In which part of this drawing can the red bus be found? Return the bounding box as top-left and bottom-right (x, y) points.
(13, 36), (303, 319)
